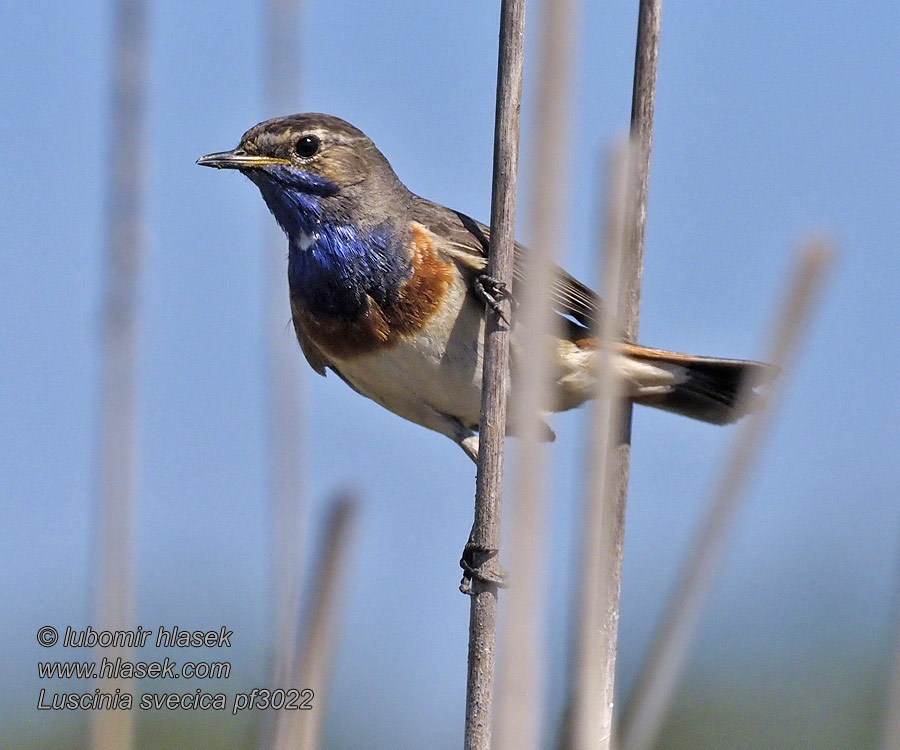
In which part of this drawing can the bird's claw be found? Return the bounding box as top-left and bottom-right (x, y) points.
(475, 274), (513, 323)
(459, 541), (508, 594)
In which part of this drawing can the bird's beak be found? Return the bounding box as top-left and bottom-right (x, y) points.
(196, 149), (291, 169)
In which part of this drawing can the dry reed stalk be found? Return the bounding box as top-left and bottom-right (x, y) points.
(92, 0), (147, 747)
(464, 1), (527, 748)
(561, 3), (662, 747)
(618, 242), (833, 750)
(493, 0), (582, 747)
(880, 565), (900, 750)
(622, 0), (662, 339)
(495, 0), (580, 750)
(271, 495), (357, 750)
(263, 0), (308, 706)
(566, 140), (637, 750)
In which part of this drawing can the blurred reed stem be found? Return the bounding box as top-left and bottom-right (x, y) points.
(272, 495), (357, 750)
(562, 3), (662, 747)
(263, 0), (308, 711)
(880, 546), (900, 750)
(566, 139), (637, 750)
(92, 0), (147, 748)
(619, 241), (833, 750)
(271, 495), (357, 750)
(493, 0), (582, 747)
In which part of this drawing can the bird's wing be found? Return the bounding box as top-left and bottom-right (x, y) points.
(411, 198), (604, 329)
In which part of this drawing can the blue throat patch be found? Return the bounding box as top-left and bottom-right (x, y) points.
(288, 222), (411, 319)
(252, 170), (411, 320)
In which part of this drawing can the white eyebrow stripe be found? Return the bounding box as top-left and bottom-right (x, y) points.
(303, 128), (352, 144)
(252, 126), (356, 151)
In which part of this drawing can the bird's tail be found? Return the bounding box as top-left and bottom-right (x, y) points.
(618, 343), (775, 425)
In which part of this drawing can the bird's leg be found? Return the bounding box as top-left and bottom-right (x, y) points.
(440, 415), (509, 592)
(436, 413), (480, 463)
(474, 273), (513, 323)
(431, 413), (508, 591)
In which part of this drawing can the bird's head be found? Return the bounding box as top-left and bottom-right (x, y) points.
(197, 113), (409, 238)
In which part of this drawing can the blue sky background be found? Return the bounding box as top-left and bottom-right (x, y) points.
(2, 0), (899, 747)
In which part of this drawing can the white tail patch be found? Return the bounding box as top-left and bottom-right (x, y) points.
(554, 341), (688, 411)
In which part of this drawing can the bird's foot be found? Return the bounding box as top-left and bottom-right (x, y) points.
(474, 274), (513, 323)
(459, 541), (508, 594)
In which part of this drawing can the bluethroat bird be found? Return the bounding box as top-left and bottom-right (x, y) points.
(198, 114), (770, 462)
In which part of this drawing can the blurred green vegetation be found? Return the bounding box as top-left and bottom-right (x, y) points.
(659, 663), (884, 749)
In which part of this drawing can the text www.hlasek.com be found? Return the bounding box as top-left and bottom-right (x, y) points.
(36, 625), (313, 714)
(39, 657), (230, 681)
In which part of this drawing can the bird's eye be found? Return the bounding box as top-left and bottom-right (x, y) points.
(295, 135), (320, 158)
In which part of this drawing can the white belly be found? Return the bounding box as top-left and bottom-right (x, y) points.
(325, 289), (688, 438)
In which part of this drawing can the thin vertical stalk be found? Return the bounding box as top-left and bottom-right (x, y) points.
(92, 0), (147, 748)
(622, 0), (662, 339)
(618, 242), (833, 750)
(464, 1), (526, 748)
(570, 2), (662, 746)
(493, 0), (582, 747)
(567, 140), (637, 750)
(264, 0), (307, 704)
(271, 495), (357, 750)
(880, 552), (900, 750)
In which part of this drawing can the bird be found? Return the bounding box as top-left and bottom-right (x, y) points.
(197, 113), (771, 462)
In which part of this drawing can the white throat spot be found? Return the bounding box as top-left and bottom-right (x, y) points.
(298, 230), (318, 251)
